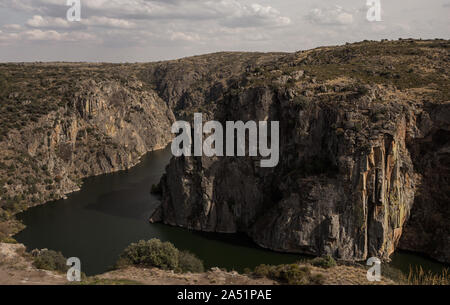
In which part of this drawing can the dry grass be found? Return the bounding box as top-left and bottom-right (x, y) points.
(407, 266), (449, 285)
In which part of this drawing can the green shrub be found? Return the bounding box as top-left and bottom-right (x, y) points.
(178, 251), (204, 273)
(310, 255), (337, 269)
(117, 239), (205, 274)
(33, 249), (68, 273)
(253, 264), (318, 285)
(118, 239), (179, 270)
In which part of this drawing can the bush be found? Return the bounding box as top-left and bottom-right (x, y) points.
(117, 239), (205, 274)
(33, 249), (68, 273)
(118, 239), (179, 270)
(253, 264), (323, 285)
(310, 255), (337, 269)
(178, 251), (204, 273)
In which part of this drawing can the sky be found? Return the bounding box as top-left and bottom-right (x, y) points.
(0, 0), (449, 62)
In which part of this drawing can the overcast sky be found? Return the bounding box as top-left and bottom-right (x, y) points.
(0, 0), (449, 62)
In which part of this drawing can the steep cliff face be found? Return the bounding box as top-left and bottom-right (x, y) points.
(154, 85), (418, 261)
(153, 39), (449, 262)
(399, 104), (450, 263)
(0, 76), (174, 216)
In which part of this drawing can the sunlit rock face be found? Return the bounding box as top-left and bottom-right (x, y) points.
(152, 40), (449, 262)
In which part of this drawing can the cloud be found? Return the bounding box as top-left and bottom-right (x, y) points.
(169, 31), (201, 42)
(0, 30), (20, 45)
(22, 29), (95, 41)
(307, 6), (354, 26)
(81, 16), (136, 29)
(26, 15), (71, 28)
(0, 28), (97, 45)
(216, 2), (291, 28)
(0, 0), (448, 61)
(2, 0), (291, 27)
(2, 24), (23, 31)
(0, 0), (292, 49)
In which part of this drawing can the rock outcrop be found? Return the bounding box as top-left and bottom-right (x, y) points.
(152, 40), (450, 263)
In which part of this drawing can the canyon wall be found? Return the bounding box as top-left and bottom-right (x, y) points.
(0, 40), (448, 263)
(0, 78), (174, 213)
(151, 40), (449, 263)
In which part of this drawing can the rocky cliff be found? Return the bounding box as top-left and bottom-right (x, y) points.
(0, 40), (448, 264)
(151, 39), (449, 263)
(0, 65), (174, 222)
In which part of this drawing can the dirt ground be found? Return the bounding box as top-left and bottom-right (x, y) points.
(0, 243), (66, 285)
(309, 265), (396, 285)
(96, 266), (276, 285)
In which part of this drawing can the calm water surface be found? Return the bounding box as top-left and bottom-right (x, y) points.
(14, 146), (447, 276)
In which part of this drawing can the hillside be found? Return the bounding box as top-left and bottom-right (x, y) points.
(0, 39), (449, 265)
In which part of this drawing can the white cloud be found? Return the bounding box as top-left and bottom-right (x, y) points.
(26, 15), (71, 28)
(2, 24), (23, 31)
(307, 6), (354, 26)
(26, 29), (96, 42)
(0, 0), (448, 61)
(81, 16), (136, 29)
(0, 28), (96, 45)
(169, 31), (201, 42)
(216, 2), (291, 28)
(0, 30), (20, 45)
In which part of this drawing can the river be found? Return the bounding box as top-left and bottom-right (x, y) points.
(14, 146), (447, 276)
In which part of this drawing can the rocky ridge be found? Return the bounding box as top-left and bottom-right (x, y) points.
(0, 39), (448, 264)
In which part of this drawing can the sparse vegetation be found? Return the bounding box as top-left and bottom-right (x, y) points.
(117, 239), (179, 270)
(178, 250), (204, 273)
(310, 255), (337, 269)
(33, 249), (68, 273)
(407, 266), (449, 285)
(252, 263), (325, 285)
(116, 238), (205, 273)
